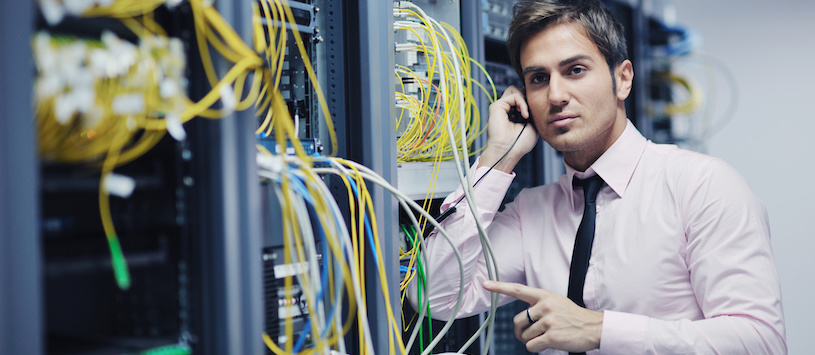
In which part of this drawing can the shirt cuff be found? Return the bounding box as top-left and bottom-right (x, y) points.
(599, 310), (647, 354)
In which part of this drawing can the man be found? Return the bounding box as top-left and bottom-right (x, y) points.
(411, 0), (786, 353)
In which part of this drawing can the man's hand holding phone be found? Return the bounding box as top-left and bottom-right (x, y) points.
(479, 85), (540, 173)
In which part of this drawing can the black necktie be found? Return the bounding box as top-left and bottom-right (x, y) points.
(567, 175), (604, 355)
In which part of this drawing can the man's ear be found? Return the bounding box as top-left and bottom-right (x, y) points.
(615, 59), (634, 100)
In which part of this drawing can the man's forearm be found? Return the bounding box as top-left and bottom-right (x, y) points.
(477, 144), (526, 174)
(409, 159), (517, 319)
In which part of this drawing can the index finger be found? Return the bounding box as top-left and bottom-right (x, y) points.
(498, 86), (529, 118)
(482, 280), (539, 304)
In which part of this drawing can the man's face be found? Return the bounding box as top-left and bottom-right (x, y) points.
(520, 22), (629, 163)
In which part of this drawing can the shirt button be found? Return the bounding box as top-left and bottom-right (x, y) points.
(589, 259), (597, 266)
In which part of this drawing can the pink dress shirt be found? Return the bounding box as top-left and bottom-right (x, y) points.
(416, 121), (786, 354)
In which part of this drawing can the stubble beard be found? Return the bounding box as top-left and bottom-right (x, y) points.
(541, 125), (584, 154)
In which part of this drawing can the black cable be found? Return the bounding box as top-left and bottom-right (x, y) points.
(433, 119), (530, 226)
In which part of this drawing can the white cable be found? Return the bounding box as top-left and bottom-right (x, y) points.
(270, 183), (325, 351)
(296, 162), (349, 354)
(289, 185), (328, 350)
(297, 165), (353, 353)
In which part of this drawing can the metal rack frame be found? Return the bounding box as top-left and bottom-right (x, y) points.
(0, 1), (41, 354)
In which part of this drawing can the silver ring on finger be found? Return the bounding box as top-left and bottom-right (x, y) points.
(526, 308), (536, 325)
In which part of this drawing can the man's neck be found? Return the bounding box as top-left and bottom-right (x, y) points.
(563, 114), (628, 172)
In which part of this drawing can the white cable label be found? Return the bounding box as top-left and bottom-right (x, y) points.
(166, 113), (187, 141)
(104, 173), (136, 198)
(274, 262), (309, 278)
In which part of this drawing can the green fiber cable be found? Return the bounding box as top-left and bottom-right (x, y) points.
(136, 344), (192, 355)
(403, 227), (424, 352)
(421, 265), (432, 340)
(416, 258), (433, 354)
(400, 224), (412, 251)
(407, 226), (435, 352)
(416, 232), (432, 345)
(107, 236), (131, 290)
(408, 229), (425, 353)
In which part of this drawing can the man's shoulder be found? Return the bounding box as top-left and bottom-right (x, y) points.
(644, 142), (729, 175)
(644, 142), (750, 195)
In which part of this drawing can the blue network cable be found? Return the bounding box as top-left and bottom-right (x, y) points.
(291, 169), (378, 352)
(345, 178), (378, 267)
(292, 189), (335, 352)
(285, 170), (314, 205)
(651, 24), (701, 57)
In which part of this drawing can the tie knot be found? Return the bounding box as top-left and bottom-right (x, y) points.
(573, 174), (604, 204)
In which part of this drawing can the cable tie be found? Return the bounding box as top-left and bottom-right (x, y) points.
(170, 42), (186, 70)
(63, 0), (92, 16)
(219, 84), (236, 116)
(434, 206), (456, 224)
(104, 173), (136, 199)
(166, 0), (183, 9)
(39, 0), (66, 25)
(101, 31), (137, 77)
(74, 86), (94, 115)
(112, 93), (145, 115)
(257, 153), (284, 174)
(34, 33), (56, 73)
(160, 78), (180, 98)
(54, 93), (78, 124)
(88, 47), (111, 78)
(166, 113), (187, 141)
(35, 74), (59, 101)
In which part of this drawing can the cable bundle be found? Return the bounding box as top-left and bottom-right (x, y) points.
(33, 1), (504, 353)
(393, 3), (503, 354)
(393, 2), (496, 163)
(312, 157), (468, 355)
(34, 25), (190, 290)
(37, 0), (169, 25)
(34, 0), (341, 292)
(252, 1), (399, 352)
(252, 0), (337, 155)
(257, 153), (361, 354)
(259, 3), (501, 352)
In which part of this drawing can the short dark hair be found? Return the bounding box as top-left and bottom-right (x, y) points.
(506, 0), (628, 81)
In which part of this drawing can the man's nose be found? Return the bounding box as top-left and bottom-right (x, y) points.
(548, 75), (570, 107)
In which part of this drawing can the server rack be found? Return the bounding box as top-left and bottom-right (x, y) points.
(14, 0), (263, 353)
(0, 1), (41, 354)
(1, 1), (690, 354)
(185, 1), (264, 353)
(341, 2), (400, 351)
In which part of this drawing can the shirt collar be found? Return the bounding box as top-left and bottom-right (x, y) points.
(559, 120), (648, 209)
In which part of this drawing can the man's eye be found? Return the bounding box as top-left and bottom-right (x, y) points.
(529, 73), (549, 84)
(569, 67), (586, 75)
